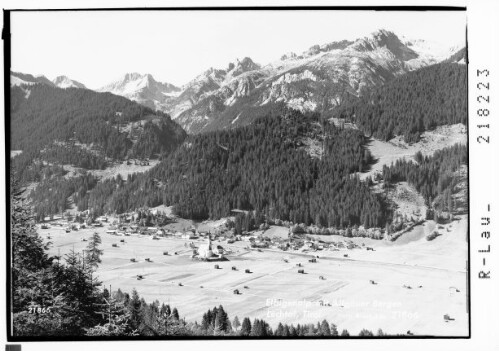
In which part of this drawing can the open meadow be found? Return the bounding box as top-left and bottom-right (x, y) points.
(41, 215), (468, 336)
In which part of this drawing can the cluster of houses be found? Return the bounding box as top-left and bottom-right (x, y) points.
(254, 235), (365, 253)
(42, 221), (89, 233)
(45, 209), (376, 257)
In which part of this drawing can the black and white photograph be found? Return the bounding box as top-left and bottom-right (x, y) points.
(4, 3), (490, 347)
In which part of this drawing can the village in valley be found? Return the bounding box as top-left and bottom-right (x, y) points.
(39, 200), (468, 336)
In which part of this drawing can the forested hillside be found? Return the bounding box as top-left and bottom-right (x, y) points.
(335, 63), (467, 142)
(82, 110), (386, 229)
(11, 84), (186, 182)
(382, 143), (467, 213)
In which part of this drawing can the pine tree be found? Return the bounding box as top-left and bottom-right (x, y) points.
(283, 324), (290, 337)
(320, 320), (331, 336)
(359, 328), (374, 336)
(201, 312), (210, 330)
(250, 319), (262, 336)
(85, 232), (103, 270)
(127, 289), (142, 330)
(171, 307), (180, 321)
(240, 317), (252, 336)
(275, 322), (284, 336)
(232, 316), (241, 331)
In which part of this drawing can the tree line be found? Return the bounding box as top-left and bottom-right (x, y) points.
(29, 172), (98, 221)
(40, 144), (108, 170)
(382, 143), (468, 212)
(10, 84), (186, 182)
(83, 110), (387, 229)
(334, 63), (467, 142)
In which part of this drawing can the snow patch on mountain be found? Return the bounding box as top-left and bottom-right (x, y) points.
(98, 73), (181, 112)
(52, 75), (87, 89)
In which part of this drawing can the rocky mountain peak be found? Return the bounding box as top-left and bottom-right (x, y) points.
(227, 57), (260, 77)
(350, 29), (418, 61)
(123, 72), (145, 82)
(52, 75), (86, 89)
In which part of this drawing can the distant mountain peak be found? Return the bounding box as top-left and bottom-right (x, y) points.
(227, 57), (261, 78)
(52, 75), (86, 89)
(123, 72), (150, 81)
(98, 72), (181, 111)
(350, 29), (418, 61)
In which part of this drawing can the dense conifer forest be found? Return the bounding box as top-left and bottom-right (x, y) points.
(29, 172), (99, 222)
(334, 63), (467, 142)
(382, 143), (468, 211)
(40, 144), (108, 170)
(10, 84), (186, 182)
(15, 68), (468, 232)
(81, 110), (386, 228)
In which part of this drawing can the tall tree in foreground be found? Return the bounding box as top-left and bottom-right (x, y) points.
(11, 171), (106, 336)
(85, 232), (103, 270)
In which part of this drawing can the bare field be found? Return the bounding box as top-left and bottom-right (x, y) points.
(385, 181), (427, 222)
(11, 150), (23, 158)
(62, 160), (160, 181)
(42, 216), (468, 336)
(360, 123), (467, 180)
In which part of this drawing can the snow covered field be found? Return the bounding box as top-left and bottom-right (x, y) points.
(42, 214), (468, 336)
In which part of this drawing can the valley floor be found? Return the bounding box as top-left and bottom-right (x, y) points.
(42, 214), (468, 336)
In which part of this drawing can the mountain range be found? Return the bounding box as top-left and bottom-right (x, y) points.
(11, 71), (87, 89)
(11, 29), (465, 134)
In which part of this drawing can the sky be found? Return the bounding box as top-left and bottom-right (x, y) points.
(10, 10), (466, 89)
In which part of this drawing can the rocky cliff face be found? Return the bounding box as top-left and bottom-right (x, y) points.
(94, 29), (464, 134)
(172, 30), (463, 133)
